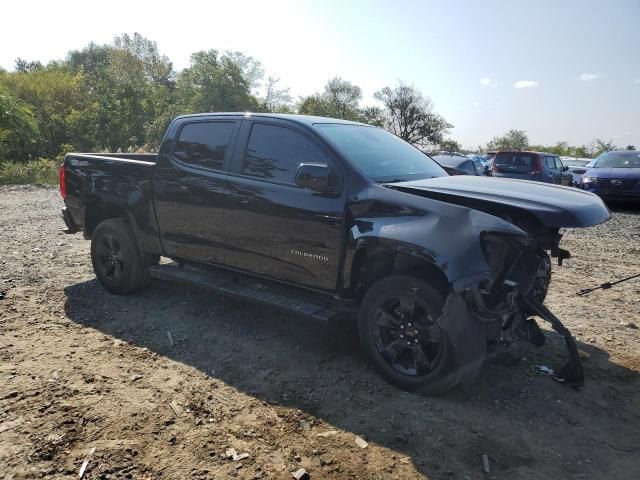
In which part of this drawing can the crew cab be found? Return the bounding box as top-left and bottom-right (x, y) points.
(60, 113), (610, 393)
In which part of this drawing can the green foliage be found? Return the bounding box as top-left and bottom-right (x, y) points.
(0, 88), (39, 160)
(439, 139), (462, 152)
(486, 129), (529, 151)
(2, 33), (618, 172)
(176, 50), (257, 114)
(0, 158), (59, 185)
(374, 83), (451, 147)
(299, 77), (364, 122)
(528, 141), (592, 158)
(258, 76), (293, 112)
(592, 139), (616, 157)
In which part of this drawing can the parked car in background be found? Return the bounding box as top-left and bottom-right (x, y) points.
(561, 158), (591, 186)
(432, 153), (489, 176)
(579, 150), (640, 201)
(491, 151), (572, 185)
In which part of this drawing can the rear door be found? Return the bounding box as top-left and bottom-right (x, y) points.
(153, 117), (240, 264)
(555, 157), (572, 185)
(223, 119), (346, 291)
(544, 156), (562, 184)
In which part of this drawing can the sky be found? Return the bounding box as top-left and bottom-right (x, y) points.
(1, 0), (639, 149)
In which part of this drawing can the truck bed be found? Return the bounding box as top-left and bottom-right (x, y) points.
(62, 152), (160, 253)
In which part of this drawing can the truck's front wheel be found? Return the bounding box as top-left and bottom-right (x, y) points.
(91, 218), (149, 294)
(358, 275), (459, 394)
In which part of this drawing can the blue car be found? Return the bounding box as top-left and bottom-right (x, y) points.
(579, 150), (640, 201)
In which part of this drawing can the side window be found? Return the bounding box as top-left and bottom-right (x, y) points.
(243, 123), (331, 184)
(544, 156), (556, 169)
(462, 160), (476, 175)
(174, 122), (235, 170)
(555, 157), (564, 170)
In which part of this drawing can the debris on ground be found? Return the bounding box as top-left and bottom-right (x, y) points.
(226, 448), (250, 461)
(292, 467), (310, 479)
(355, 436), (368, 449)
(169, 400), (185, 417)
(78, 446), (96, 478)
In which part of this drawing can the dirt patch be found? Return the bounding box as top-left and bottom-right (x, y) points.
(1, 185), (639, 479)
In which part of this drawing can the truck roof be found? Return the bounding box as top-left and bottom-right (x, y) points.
(173, 112), (369, 127)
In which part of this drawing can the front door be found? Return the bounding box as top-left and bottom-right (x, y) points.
(223, 120), (346, 291)
(153, 119), (239, 264)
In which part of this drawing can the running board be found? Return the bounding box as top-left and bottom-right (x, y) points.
(149, 263), (341, 322)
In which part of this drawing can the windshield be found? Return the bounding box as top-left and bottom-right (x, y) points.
(592, 151), (640, 168)
(315, 124), (447, 181)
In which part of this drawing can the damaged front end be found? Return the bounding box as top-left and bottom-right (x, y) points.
(454, 230), (584, 386)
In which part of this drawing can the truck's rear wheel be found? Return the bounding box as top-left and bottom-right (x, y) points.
(358, 275), (459, 394)
(91, 218), (149, 294)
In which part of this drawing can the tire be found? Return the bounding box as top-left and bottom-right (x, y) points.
(91, 218), (149, 294)
(358, 275), (460, 394)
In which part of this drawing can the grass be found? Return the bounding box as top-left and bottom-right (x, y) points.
(0, 158), (59, 186)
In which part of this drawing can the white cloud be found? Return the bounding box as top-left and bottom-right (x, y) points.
(514, 80), (538, 89)
(479, 77), (493, 86)
(580, 73), (601, 81)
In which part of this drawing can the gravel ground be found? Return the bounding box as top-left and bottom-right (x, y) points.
(1, 185), (639, 480)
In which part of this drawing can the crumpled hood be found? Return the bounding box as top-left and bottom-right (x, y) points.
(388, 176), (610, 228)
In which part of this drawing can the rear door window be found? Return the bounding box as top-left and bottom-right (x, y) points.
(494, 153), (536, 173)
(544, 156), (556, 170)
(174, 122), (235, 170)
(242, 123), (331, 184)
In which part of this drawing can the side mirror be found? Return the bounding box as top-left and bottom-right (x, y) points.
(295, 163), (331, 192)
(562, 165), (569, 172)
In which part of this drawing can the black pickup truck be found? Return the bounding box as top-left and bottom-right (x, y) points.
(60, 113), (610, 393)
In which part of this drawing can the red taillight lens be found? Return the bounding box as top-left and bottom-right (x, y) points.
(59, 164), (66, 199)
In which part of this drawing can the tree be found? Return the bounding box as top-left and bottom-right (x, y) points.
(486, 129), (529, 151)
(361, 106), (385, 127)
(626, 145), (636, 150)
(260, 76), (293, 112)
(590, 139), (616, 157)
(439, 139), (462, 152)
(374, 82), (451, 147)
(223, 51), (264, 93)
(2, 66), (80, 159)
(0, 89), (39, 159)
(14, 58), (43, 73)
(176, 49), (257, 114)
(298, 77), (363, 121)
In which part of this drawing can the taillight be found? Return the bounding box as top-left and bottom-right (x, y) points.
(59, 164), (66, 199)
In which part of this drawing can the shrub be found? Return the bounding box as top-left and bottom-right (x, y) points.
(0, 158), (59, 185)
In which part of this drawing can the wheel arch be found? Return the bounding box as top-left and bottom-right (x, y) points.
(349, 240), (451, 303)
(84, 196), (129, 238)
